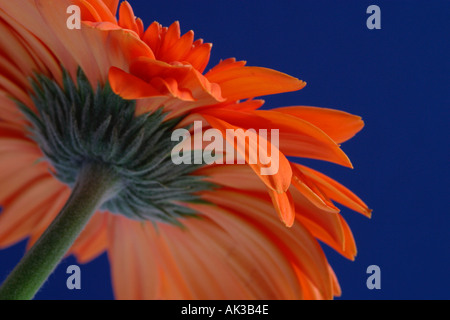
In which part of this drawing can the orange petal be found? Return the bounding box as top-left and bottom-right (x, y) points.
(0, 123), (43, 163)
(328, 264), (342, 297)
(297, 164), (372, 217)
(118, 1), (139, 34)
(189, 202), (303, 299)
(142, 21), (162, 56)
(201, 190), (334, 299)
(202, 114), (292, 193)
(194, 164), (267, 193)
(128, 56), (191, 82)
(83, 0), (117, 23)
(135, 18), (144, 37)
(162, 30), (194, 63)
(206, 59), (306, 101)
(289, 184), (355, 260)
(150, 77), (195, 101)
(255, 110), (353, 167)
(97, 24), (155, 62)
(0, 91), (28, 125)
(158, 21), (181, 59)
(225, 99), (265, 111)
(159, 221), (259, 299)
(290, 163), (339, 212)
(107, 215), (161, 299)
(108, 66), (163, 99)
(268, 189), (296, 227)
(0, 0), (154, 87)
(78, 0), (102, 22)
(70, 212), (109, 263)
(184, 42), (212, 73)
(202, 108), (353, 168)
(0, 177), (63, 247)
(101, 0), (120, 17)
(26, 188), (71, 250)
(276, 106), (364, 143)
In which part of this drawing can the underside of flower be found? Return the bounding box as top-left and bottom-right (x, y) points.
(18, 68), (214, 225)
(0, 0), (373, 300)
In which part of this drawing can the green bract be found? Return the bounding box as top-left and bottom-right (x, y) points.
(18, 68), (214, 225)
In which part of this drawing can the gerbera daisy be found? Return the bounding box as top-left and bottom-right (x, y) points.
(0, 0), (371, 300)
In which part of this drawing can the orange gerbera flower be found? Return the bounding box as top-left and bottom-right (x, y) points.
(0, 0), (371, 300)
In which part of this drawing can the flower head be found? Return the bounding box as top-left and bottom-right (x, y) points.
(0, 0), (371, 299)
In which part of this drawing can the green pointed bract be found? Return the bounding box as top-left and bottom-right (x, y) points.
(19, 68), (215, 225)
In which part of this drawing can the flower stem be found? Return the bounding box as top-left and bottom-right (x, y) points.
(0, 162), (119, 300)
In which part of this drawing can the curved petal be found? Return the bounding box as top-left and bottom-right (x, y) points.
(108, 66), (163, 99)
(205, 58), (306, 101)
(107, 215), (167, 299)
(197, 164), (355, 260)
(101, 0), (119, 17)
(201, 108), (353, 168)
(200, 190), (335, 299)
(202, 114), (292, 193)
(118, 1), (139, 34)
(268, 189), (296, 227)
(296, 164), (372, 217)
(0, 0), (151, 88)
(0, 177), (63, 247)
(276, 106), (364, 143)
(69, 212), (109, 263)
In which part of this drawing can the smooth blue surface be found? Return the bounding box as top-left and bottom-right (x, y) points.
(0, 0), (449, 300)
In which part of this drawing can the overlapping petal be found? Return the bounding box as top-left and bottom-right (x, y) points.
(0, 0), (370, 301)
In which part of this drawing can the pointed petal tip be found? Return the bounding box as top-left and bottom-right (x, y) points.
(283, 219), (295, 228)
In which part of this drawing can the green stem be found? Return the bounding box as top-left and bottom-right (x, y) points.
(0, 162), (119, 300)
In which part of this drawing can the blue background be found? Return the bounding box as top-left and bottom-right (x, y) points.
(0, 0), (449, 300)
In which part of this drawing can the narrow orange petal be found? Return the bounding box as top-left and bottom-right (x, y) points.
(101, 0), (120, 16)
(26, 188), (71, 250)
(118, 1), (139, 34)
(337, 215), (358, 260)
(78, 0), (102, 22)
(268, 190), (296, 227)
(142, 21), (162, 56)
(328, 264), (342, 297)
(70, 212), (109, 263)
(290, 184), (354, 260)
(104, 26), (156, 61)
(108, 67), (163, 99)
(254, 110), (353, 167)
(224, 99), (265, 111)
(202, 114), (292, 193)
(150, 77), (195, 101)
(158, 21), (181, 59)
(128, 57), (191, 82)
(297, 164), (372, 217)
(107, 216), (161, 299)
(184, 42), (212, 73)
(189, 202), (303, 299)
(276, 106), (365, 143)
(176, 219), (260, 299)
(0, 91), (28, 125)
(206, 59), (306, 101)
(201, 190), (334, 299)
(0, 178), (62, 247)
(202, 108), (353, 168)
(290, 163), (339, 212)
(162, 30), (194, 63)
(84, 0), (117, 23)
(135, 18), (144, 37)
(194, 164), (267, 193)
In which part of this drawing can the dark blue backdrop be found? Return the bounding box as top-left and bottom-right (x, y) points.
(0, 0), (448, 300)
